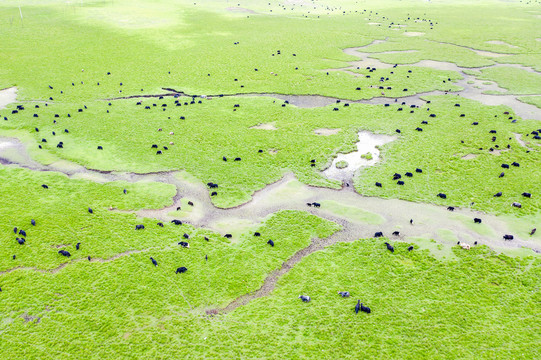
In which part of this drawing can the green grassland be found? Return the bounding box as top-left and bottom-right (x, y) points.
(1, 237), (539, 359)
(0, 0), (540, 358)
(518, 95), (541, 109)
(1, 93), (539, 213)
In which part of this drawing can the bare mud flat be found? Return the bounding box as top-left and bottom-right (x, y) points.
(0, 87), (17, 109)
(486, 40), (519, 48)
(403, 32), (425, 36)
(323, 131), (396, 181)
(250, 123), (277, 130)
(472, 49), (511, 57)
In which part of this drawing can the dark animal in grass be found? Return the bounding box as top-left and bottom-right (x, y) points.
(123, 189), (127, 194)
(312, 202), (321, 208)
(150, 257), (158, 266)
(254, 232), (261, 236)
(204, 236), (209, 241)
(416, 168), (422, 173)
(176, 267), (188, 274)
(299, 295), (311, 303)
(19, 230), (26, 237)
(58, 250), (71, 257)
(267, 239), (275, 247)
(97, 146), (103, 150)
(355, 300), (370, 314)
(135, 225), (145, 230)
(338, 291), (350, 298)
(188, 201), (194, 206)
(397, 180), (404, 185)
(76, 242), (80, 250)
(157, 222), (164, 227)
(171, 220), (182, 225)
(16, 238), (25, 245)
(224, 234), (232, 239)
(211, 191), (217, 196)
(503, 235), (514, 240)
(447, 206), (455, 211)
(375, 182), (382, 187)
(501, 164), (509, 169)
(494, 192), (502, 197)
(183, 233), (190, 239)
(522, 192), (531, 198)
(410, 219), (413, 225)
(393, 173), (401, 180)
(405, 172), (413, 177)
(374, 232), (383, 237)
(88, 208), (93, 214)
(512, 162), (520, 167)
(222, 156), (227, 161)
(437, 193), (447, 199)
(384, 242), (394, 253)
(530, 228), (536, 236)
(234, 157), (241, 161)
(499, 172), (504, 178)
(408, 246), (414, 251)
(42, 184), (48, 189)
(31, 219), (36, 226)
(512, 202), (522, 208)
(178, 241), (190, 248)
(474, 218), (482, 224)
(392, 231), (400, 236)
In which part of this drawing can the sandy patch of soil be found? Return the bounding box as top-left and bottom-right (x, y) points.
(0, 87), (17, 110)
(403, 32), (425, 37)
(486, 40), (519, 48)
(250, 123), (277, 130)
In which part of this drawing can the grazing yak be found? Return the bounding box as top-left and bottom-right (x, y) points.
(267, 239), (275, 247)
(503, 235), (514, 240)
(338, 291), (350, 298)
(384, 242), (394, 253)
(355, 300), (371, 314)
(474, 218), (482, 224)
(176, 267), (188, 274)
(178, 241), (190, 248)
(58, 250), (71, 257)
(299, 295), (311, 303)
(135, 225), (145, 230)
(150, 257), (158, 266)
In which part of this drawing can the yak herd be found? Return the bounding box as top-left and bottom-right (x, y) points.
(1, 62), (538, 314)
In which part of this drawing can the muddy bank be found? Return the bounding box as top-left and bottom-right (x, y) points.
(1, 136), (538, 258)
(0, 87), (17, 110)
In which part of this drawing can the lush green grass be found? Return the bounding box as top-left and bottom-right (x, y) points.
(1, 237), (538, 358)
(0, 1), (540, 358)
(518, 95), (541, 109)
(3, 92), (538, 214)
(477, 67), (541, 94)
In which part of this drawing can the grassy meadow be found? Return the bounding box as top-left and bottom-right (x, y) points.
(0, 0), (540, 358)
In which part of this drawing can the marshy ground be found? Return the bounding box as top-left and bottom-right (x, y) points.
(0, 0), (540, 358)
